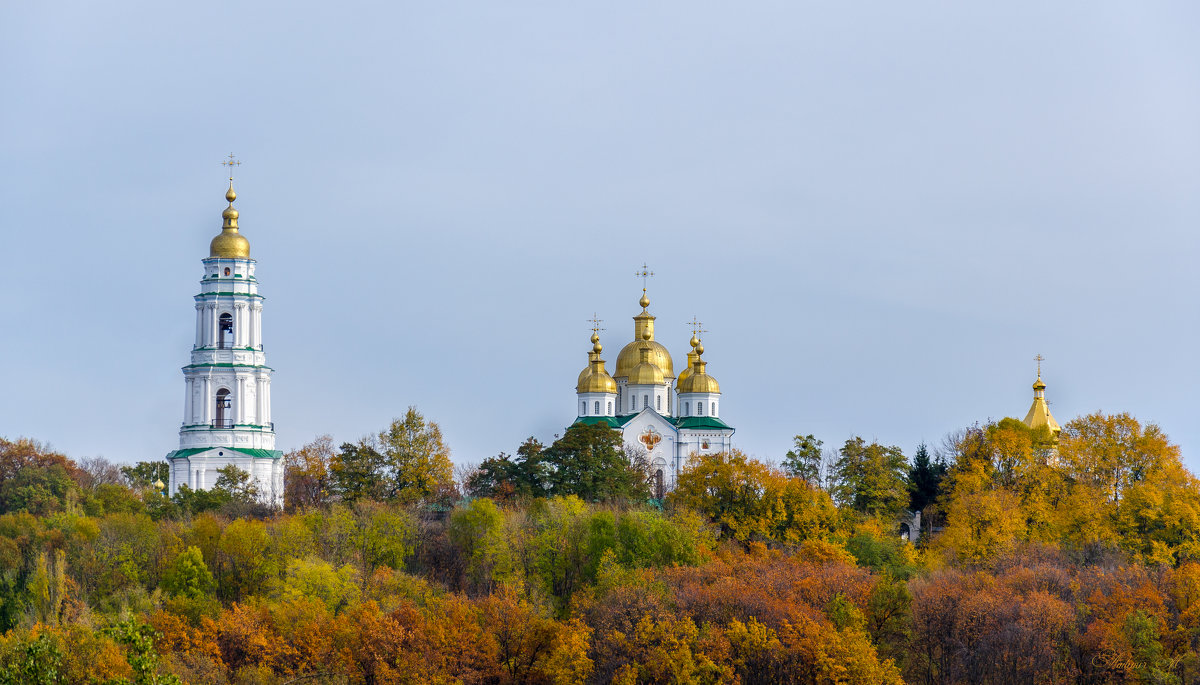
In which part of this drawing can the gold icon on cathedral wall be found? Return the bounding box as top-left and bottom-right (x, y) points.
(640, 427), (662, 451)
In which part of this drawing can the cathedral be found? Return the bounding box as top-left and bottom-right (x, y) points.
(163, 170), (284, 506)
(572, 283), (735, 497)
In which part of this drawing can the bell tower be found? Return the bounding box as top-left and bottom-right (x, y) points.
(164, 158), (283, 506)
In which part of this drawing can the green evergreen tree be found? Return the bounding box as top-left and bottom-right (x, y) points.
(907, 443), (946, 513)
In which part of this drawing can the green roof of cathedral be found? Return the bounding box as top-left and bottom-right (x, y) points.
(572, 415), (634, 429)
(571, 414), (732, 431)
(670, 416), (733, 431)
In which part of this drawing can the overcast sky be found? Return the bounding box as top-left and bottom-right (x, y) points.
(2, 2), (1197, 472)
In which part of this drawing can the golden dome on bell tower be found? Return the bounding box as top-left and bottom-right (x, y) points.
(210, 158), (251, 259)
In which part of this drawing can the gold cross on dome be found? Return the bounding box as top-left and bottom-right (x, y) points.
(686, 316), (708, 338)
(588, 313), (605, 336)
(1035, 354), (1045, 377)
(635, 263), (654, 291)
(222, 153), (241, 181)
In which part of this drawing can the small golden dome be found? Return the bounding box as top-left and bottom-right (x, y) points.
(210, 182), (251, 258)
(640, 292), (650, 309)
(678, 340), (719, 394)
(678, 362), (720, 394)
(577, 349), (617, 394)
(578, 367), (618, 393)
(1033, 376), (1046, 390)
(577, 332), (616, 393)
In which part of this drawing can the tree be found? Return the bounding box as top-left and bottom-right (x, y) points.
(449, 498), (516, 594)
(213, 465), (259, 503)
(77, 457), (125, 490)
(543, 423), (649, 503)
(105, 619), (182, 685)
(377, 407), (455, 505)
(121, 461), (170, 490)
(466, 438), (549, 502)
(0, 438), (81, 516)
(907, 443), (946, 513)
(162, 546), (214, 599)
(782, 434), (825, 486)
(354, 500), (416, 579)
(330, 441), (386, 503)
(670, 449), (839, 543)
(1058, 412), (1178, 505)
(330, 407), (454, 504)
(830, 438), (909, 520)
(283, 435), (335, 511)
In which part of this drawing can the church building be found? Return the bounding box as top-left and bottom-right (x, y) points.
(573, 283), (734, 498)
(164, 170), (284, 506)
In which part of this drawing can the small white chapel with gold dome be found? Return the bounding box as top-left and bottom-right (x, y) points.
(573, 274), (734, 497)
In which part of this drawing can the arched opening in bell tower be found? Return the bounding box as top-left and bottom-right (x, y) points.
(215, 388), (232, 428)
(218, 313), (233, 349)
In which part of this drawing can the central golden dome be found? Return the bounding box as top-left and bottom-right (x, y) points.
(628, 346), (665, 385)
(614, 293), (674, 378)
(210, 184), (251, 258)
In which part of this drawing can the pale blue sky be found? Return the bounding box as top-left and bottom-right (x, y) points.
(2, 2), (1197, 471)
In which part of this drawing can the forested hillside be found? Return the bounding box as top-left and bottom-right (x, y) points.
(1, 408), (1198, 684)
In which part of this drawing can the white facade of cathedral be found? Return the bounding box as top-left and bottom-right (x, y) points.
(165, 181), (284, 506)
(574, 290), (734, 497)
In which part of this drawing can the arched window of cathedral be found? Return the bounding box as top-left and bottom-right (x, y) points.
(218, 312), (233, 349)
(712, 401), (717, 416)
(656, 395), (662, 411)
(654, 469), (665, 499)
(594, 400), (600, 414)
(643, 395), (649, 410)
(684, 402), (690, 416)
(581, 401), (586, 415)
(215, 388), (232, 428)
(698, 401), (704, 416)
(607, 401), (612, 415)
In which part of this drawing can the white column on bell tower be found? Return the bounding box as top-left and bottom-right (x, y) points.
(166, 160), (284, 507)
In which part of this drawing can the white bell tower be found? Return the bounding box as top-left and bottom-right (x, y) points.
(165, 159), (284, 506)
